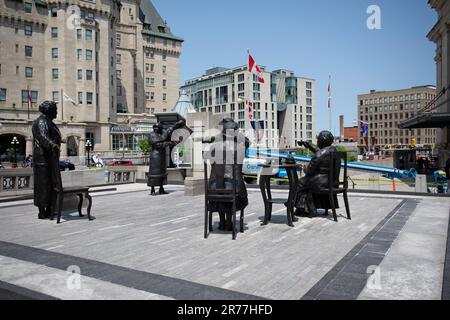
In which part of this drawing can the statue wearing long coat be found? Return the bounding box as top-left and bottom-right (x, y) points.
(147, 128), (174, 188)
(32, 114), (62, 209)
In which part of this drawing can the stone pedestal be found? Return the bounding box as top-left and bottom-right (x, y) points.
(183, 112), (228, 196)
(25, 138), (33, 157)
(415, 175), (428, 193)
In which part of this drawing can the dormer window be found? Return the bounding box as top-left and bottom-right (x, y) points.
(158, 26), (165, 33)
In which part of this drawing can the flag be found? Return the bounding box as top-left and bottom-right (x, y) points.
(248, 53), (265, 83)
(360, 121), (369, 135)
(246, 99), (253, 121)
(27, 87), (32, 109)
(63, 91), (76, 105)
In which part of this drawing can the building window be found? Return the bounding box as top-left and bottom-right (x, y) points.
(21, 90), (38, 106)
(52, 91), (59, 103)
(116, 54), (121, 64)
(86, 92), (93, 104)
(24, 45), (32, 57)
(116, 34), (121, 47)
(163, 93), (167, 101)
(51, 27), (58, 38)
(25, 67), (33, 78)
(51, 48), (58, 59)
(86, 11), (94, 19)
(145, 92), (150, 100)
(86, 70), (93, 80)
(77, 49), (82, 60)
(117, 86), (122, 96)
(77, 69), (82, 80)
(116, 70), (121, 80)
(0, 88), (6, 101)
(24, 24), (32, 36)
(163, 79), (167, 87)
(86, 50), (92, 60)
(52, 68), (59, 79)
(77, 29), (82, 40)
(162, 65), (166, 74)
(51, 6), (57, 17)
(77, 92), (83, 104)
(150, 92), (155, 100)
(24, 2), (32, 13)
(86, 29), (92, 41)
(162, 52), (167, 60)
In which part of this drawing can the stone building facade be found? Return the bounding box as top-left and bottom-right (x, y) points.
(0, 0), (182, 157)
(181, 67), (317, 149)
(357, 86), (437, 151)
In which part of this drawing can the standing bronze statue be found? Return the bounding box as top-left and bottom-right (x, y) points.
(206, 118), (250, 231)
(294, 131), (338, 216)
(148, 121), (185, 196)
(32, 101), (62, 220)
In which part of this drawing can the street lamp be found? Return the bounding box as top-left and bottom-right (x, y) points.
(11, 136), (19, 168)
(85, 140), (92, 167)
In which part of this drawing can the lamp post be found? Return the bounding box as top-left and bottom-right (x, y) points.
(11, 136), (19, 168)
(85, 139), (92, 167)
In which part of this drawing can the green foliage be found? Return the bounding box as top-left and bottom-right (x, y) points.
(137, 139), (152, 155)
(178, 147), (186, 158)
(295, 148), (315, 157)
(6, 147), (15, 161)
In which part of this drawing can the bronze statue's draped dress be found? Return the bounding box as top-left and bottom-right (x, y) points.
(32, 115), (62, 209)
(147, 127), (175, 188)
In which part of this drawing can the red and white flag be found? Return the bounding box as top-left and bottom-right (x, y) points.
(248, 53), (265, 84)
(246, 99), (253, 121)
(28, 87), (32, 109)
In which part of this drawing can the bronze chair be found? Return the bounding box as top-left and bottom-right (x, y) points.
(307, 151), (351, 222)
(204, 140), (244, 240)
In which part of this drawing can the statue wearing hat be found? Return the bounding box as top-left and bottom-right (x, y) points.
(148, 120), (185, 196)
(205, 118), (250, 231)
(32, 101), (62, 220)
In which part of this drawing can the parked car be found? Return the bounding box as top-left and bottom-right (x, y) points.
(60, 161), (75, 171)
(107, 160), (135, 167)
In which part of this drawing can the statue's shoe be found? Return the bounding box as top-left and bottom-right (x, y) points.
(294, 208), (309, 217)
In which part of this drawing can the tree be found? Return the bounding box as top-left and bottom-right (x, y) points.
(138, 139), (151, 155)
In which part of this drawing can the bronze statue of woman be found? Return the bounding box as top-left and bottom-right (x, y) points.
(147, 121), (185, 196)
(32, 101), (62, 219)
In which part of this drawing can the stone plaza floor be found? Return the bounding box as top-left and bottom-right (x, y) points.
(0, 184), (449, 300)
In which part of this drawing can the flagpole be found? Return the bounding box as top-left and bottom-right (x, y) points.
(328, 75), (332, 133)
(27, 85), (30, 120)
(60, 88), (64, 122)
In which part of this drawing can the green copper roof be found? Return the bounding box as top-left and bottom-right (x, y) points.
(141, 29), (184, 42)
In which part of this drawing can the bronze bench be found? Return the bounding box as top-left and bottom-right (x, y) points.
(50, 187), (93, 224)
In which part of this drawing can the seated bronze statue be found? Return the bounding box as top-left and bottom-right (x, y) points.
(32, 101), (62, 220)
(294, 131), (339, 216)
(206, 118), (249, 231)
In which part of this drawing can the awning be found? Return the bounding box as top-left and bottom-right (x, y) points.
(399, 112), (450, 129)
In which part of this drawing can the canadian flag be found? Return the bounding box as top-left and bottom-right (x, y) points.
(246, 99), (253, 120)
(248, 53), (265, 84)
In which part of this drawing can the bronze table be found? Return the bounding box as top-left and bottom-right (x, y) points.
(259, 164), (300, 227)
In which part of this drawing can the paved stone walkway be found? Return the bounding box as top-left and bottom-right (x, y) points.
(0, 184), (448, 300)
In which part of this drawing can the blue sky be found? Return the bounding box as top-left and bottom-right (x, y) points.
(152, 0), (437, 133)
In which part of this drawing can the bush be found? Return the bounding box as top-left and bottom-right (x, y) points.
(137, 139), (151, 155)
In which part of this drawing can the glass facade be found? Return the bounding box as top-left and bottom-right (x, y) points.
(112, 134), (147, 151)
